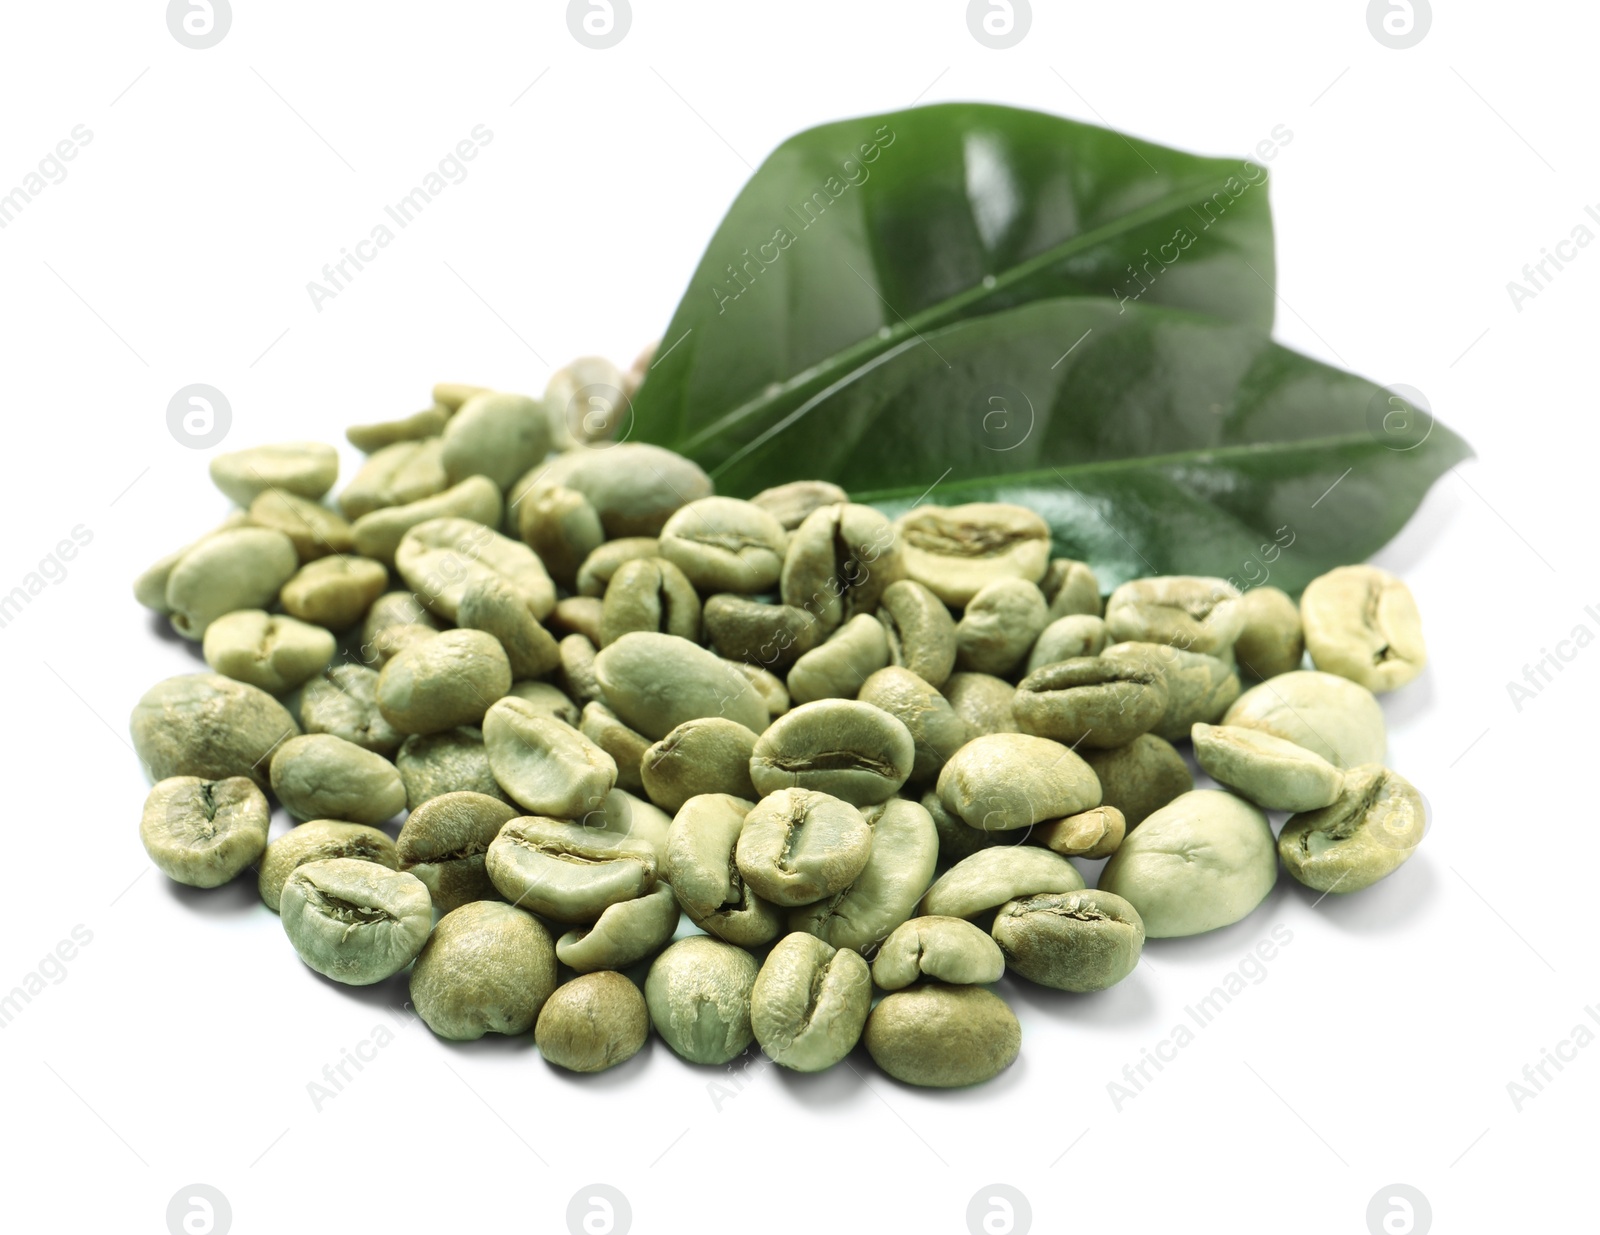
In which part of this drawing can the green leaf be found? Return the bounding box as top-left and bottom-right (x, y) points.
(655, 297), (1472, 596)
(632, 102), (1277, 451)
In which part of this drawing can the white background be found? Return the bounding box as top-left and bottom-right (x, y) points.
(0, 2), (1591, 1233)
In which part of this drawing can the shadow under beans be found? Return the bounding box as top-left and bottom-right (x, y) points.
(1376, 674), (1436, 735)
(443, 1027), (541, 1057)
(998, 968), (1161, 1031)
(768, 1046), (874, 1110)
(163, 873), (262, 916)
(306, 967), (416, 1015)
(147, 610), (206, 661)
(1289, 855), (1437, 934)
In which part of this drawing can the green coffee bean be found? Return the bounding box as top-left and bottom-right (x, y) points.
(593, 631), (768, 740)
(645, 936), (759, 1065)
(780, 502), (905, 630)
(559, 633), (605, 707)
(544, 356), (628, 448)
(280, 555), (389, 631)
(486, 817), (656, 923)
(130, 673), (300, 792)
(991, 889), (1144, 992)
(1232, 585), (1304, 679)
(536, 972), (650, 1073)
(410, 901), (556, 1040)
(662, 794), (781, 947)
(1277, 764), (1425, 893)
(396, 727), (510, 809)
(458, 572), (561, 678)
(555, 882), (681, 973)
(575, 537), (660, 598)
(871, 916), (1004, 989)
(297, 665), (404, 755)
(658, 496), (788, 594)
(432, 381), (488, 412)
(922, 788), (999, 866)
(360, 591), (440, 652)
(599, 557), (701, 646)
(787, 613), (889, 704)
(1222, 670), (1386, 769)
(395, 516), (555, 623)
(940, 672), (1020, 736)
(133, 513), (252, 613)
(894, 502), (1049, 607)
(280, 858), (431, 985)
(730, 661), (791, 719)
(1104, 575), (1244, 657)
(1013, 653), (1169, 749)
(345, 406), (448, 452)
(790, 796), (938, 953)
(1098, 789), (1276, 937)
(919, 847), (1085, 919)
(701, 594), (821, 669)
(505, 680), (581, 728)
(210, 441), (338, 506)
(1025, 615), (1108, 674)
(377, 629), (511, 735)
(876, 579), (957, 688)
(516, 483), (605, 592)
(936, 733), (1101, 832)
(165, 527), (299, 639)
(1033, 805), (1125, 860)
(580, 702), (650, 795)
(955, 578), (1048, 676)
(441, 391), (552, 490)
(736, 788), (873, 907)
(552, 595), (605, 645)
(639, 717), (757, 814)
(202, 610), (335, 694)
(395, 790), (518, 912)
(864, 985), (1019, 1088)
(1042, 557), (1102, 619)
(540, 442), (713, 538)
(270, 733), (406, 824)
(339, 439), (448, 520)
(258, 819), (398, 912)
(1104, 641), (1239, 742)
(1300, 565), (1426, 693)
(595, 788), (674, 860)
(749, 699), (914, 805)
(248, 489), (355, 560)
(482, 697), (616, 819)
(751, 933), (871, 1072)
(750, 479), (849, 530)
(1082, 735), (1193, 829)
(1192, 723), (1344, 812)
(140, 776), (269, 888)
(350, 476), (503, 565)
(857, 666), (971, 785)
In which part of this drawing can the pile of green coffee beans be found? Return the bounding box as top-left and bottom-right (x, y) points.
(130, 348), (1430, 1087)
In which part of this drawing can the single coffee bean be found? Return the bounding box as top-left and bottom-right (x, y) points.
(441, 391), (552, 490)
(258, 819), (398, 912)
(551, 595), (605, 645)
(991, 889), (1144, 992)
(360, 590), (441, 650)
(923, 788), (1000, 866)
(280, 858), (432, 985)
(1277, 764), (1425, 893)
(248, 489), (355, 560)
(594, 787), (674, 861)
(539, 442), (713, 538)
(505, 680), (581, 728)
(645, 936), (760, 1065)
(864, 985), (1020, 1088)
(1232, 585), (1304, 679)
(132, 512), (252, 613)
(280, 555), (389, 631)
(658, 496), (788, 594)
(210, 441), (338, 506)
(486, 817), (656, 923)
(871, 916), (1004, 990)
(940, 671), (1020, 736)
(1103, 641), (1240, 742)
(1300, 565), (1426, 693)
(749, 699), (915, 806)
(936, 733), (1101, 832)
(580, 702), (650, 795)
(919, 847), (1085, 919)
(1104, 575), (1244, 657)
(1222, 669), (1386, 769)
(780, 502), (905, 631)
(516, 482), (605, 592)
(396, 516), (555, 623)
(790, 796), (938, 954)
(894, 502), (1049, 607)
(876, 579), (958, 688)
(202, 610), (335, 694)
(345, 405), (447, 452)
(558, 633), (605, 707)
(130, 673), (300, 792)
(1013, 653), (1169, 749)
(377, 629), (512, 735)
(544, 355), (629, 448)
(140, 776), (269, 888)
(165, 526), (299, 639)
(730, 660), (791, 719)
(640, 717), (757, 814)
(575, 537), (660, 598)
(594, 631), (768, 740)
(787, 613), (889, 704)
(599, 557), (701, 646)
(432, 381), (488, 412)
(270, 733), (406, 824)
(858, 667), (971, 785)
(339, 438), (448, 520)
(396, 726), (511, 809)
(1025, 614), (1109, 674)
(457, 572), (561, 678)
(350, 476), (503, 565)
(298, 665), (404, 756)
(750, 479), (849, 530)
(1192, 723), (1344, 812)
(369, 623), (440, 668)
(536, 972), (650, 1073)
(1033, 805), (1125, 860)
(663, 794), (781, 947)
(736, 788), (873, 907)
(482, 697), (616, 819)
(955, 578), (1048, 677)
(701, 594), (821, 670)
(394, 790), (518, 912)
(1042, 557), (1102, 619)
(410, 901), (557, 1040)
(555, 882), (682, 973)
(751, 933), (871, 1072)
(1081, 734), (1193, 828)
(1098, 789), (1277, 937)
